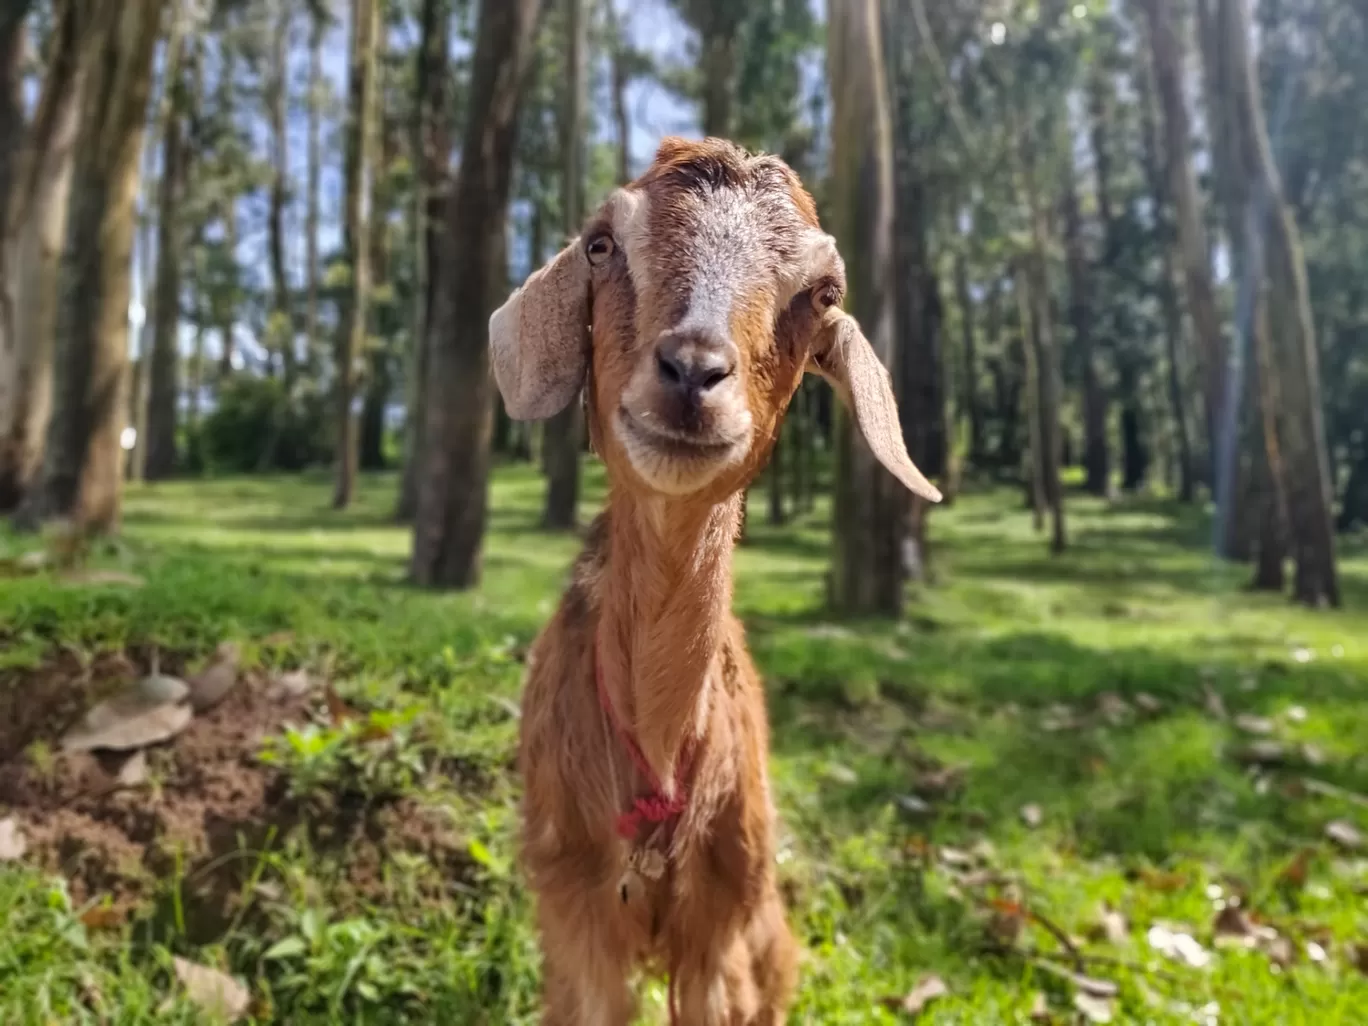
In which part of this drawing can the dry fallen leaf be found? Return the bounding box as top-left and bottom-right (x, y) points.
(1039, 704), (1078, 732)
(62, 676), (193, 752)
(880, 974), (948, 1016)
(1234, 713), (1276, 735)
(1136, 867), (1189, 892)
(260, 630), (296, 647)
(1133, 692), (1163, 714)
(172, 957), (250, 1023)
(1020, 803), (1044, 829)
(1147, 924), (1212, 967)
(1029, 959), (1118, 998)
(1203, 686), (1228, 720)
(1028, 991), (1053, 1023)
(1097, 692), (1131, 726)
(273, 668), (317, 698)
(1277, 847), (1316, 891)
(1073, 991), (1115, 1023)
(1326, 820), (1364, 852)
(0, 816), (27, 860)
(1087, 901), (1128, 946)
(80, 906), (124, 932)
(187, 642), (241, 712)
(116, 750), (149, 788)
(1235, 739), (1289, 766)
(1351, 943), (1368, 976)
(912, 765), (965, 798)
(323, 683), (361, 726)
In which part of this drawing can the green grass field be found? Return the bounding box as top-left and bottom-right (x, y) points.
(2, 465), (1367, 1024)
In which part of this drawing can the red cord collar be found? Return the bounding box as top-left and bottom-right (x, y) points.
(594, 636), (695, 840)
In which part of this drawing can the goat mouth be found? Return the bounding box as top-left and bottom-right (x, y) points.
(615, 407), (747, 462)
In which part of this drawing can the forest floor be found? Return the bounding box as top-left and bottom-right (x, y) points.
(2, 466), (1368, 1025)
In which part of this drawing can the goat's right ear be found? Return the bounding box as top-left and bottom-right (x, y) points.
(808, 308), (943, 503)
(489, 239), (591, 421)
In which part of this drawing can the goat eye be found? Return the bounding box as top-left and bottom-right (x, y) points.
(586, 235), (615, 265)
(812, 283), (841, 311)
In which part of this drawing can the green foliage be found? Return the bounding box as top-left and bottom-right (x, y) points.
(199, 375), (331, 473)
(1, 469), (1366, 1023)
(258, 707), (426, 802)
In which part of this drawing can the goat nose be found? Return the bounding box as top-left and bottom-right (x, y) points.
(654, 330), (738, 396)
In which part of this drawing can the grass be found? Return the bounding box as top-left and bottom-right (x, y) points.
(2, 463), (1367, 1024)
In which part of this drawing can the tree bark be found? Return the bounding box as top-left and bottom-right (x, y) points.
(952, 247), (984, 467)
(304, 5), (323, 375)
(1016, 101), (1065, 553)
(361, 73), (394, 474)
(827, 0), (906, 614)
(0, 3), (82, 511)
(266, 0), (293, 387)
(18, 0), (163, 533)
(216, 31), (238, 379)
(411, 0), (540, 588)
(1061, 157), (1107, 497)
(608, 0), (631, 184)
(1140, 0), (1227, 501)
(333, 0), (379, 510)
(1135, 43), (1195, 502)
(541, 0), (586, 531)
(1210, 0), (1338, 606)
(397, 0), (452, 521)
(144, 29), (190, 481)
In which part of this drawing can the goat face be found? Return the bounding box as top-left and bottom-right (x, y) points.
(490, 137), (942, 505)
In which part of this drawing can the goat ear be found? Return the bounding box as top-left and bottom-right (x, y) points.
(808, 309), (943, 502)
(488, 239), (591, 421)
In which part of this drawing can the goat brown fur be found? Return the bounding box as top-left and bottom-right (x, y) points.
(490, 138), (939, 1024)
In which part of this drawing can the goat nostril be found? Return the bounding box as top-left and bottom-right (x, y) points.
(657, 352), (682, 385)
(699, 367), (730, 391)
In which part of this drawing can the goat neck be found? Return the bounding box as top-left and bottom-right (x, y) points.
(595, 486), (742, 793)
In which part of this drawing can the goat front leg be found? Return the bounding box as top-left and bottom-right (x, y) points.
(671, 930), (759, 1026)
(536, 889), (637, 1026)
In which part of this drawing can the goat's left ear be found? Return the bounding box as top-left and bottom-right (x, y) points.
(489, 239), (591, 421)
(808, 308), (943, 503)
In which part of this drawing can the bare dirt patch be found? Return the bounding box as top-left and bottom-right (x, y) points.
(0, 651), (473, 935)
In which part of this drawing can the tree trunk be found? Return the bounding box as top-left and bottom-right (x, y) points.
(700, 34), (734, 137)
(1140, 0), (1227, 504)
(1135, 44), (1195, 502)
(18, 0), (163, 532)
(361, 76), (395, 474)
(411, 0), (539, 588)
(767, 421), (785, 526)
(266, 0), (293, 387)
(608, 0), (631, 185)
(333, 0), (378, 510)
(1212, 0), (1338, 606)
(1062, 160), (1107, 497)
(1015, 269), (1045, 530)
(1016, 102), (1065, 553)
(145, 24), (191, 481)
(827, 0), (906, 614)
(1117, 363), (1149, 491)
(304, 6), (323, 375)
(0, 3), (81, 511)
(952, 247), (984, 467)
(0, 15), (23, 259)
(398, 0), (451, 521)
(541, 0), (585, 531)
(884, 0), (943, 576)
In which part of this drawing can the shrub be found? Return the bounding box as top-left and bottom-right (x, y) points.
(199, 375), (332, 473)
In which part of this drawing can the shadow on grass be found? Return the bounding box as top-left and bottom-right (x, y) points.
(767, 619), (1368, 865)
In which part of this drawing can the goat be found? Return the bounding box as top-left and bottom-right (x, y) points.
(489, 137), (941, 1025)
